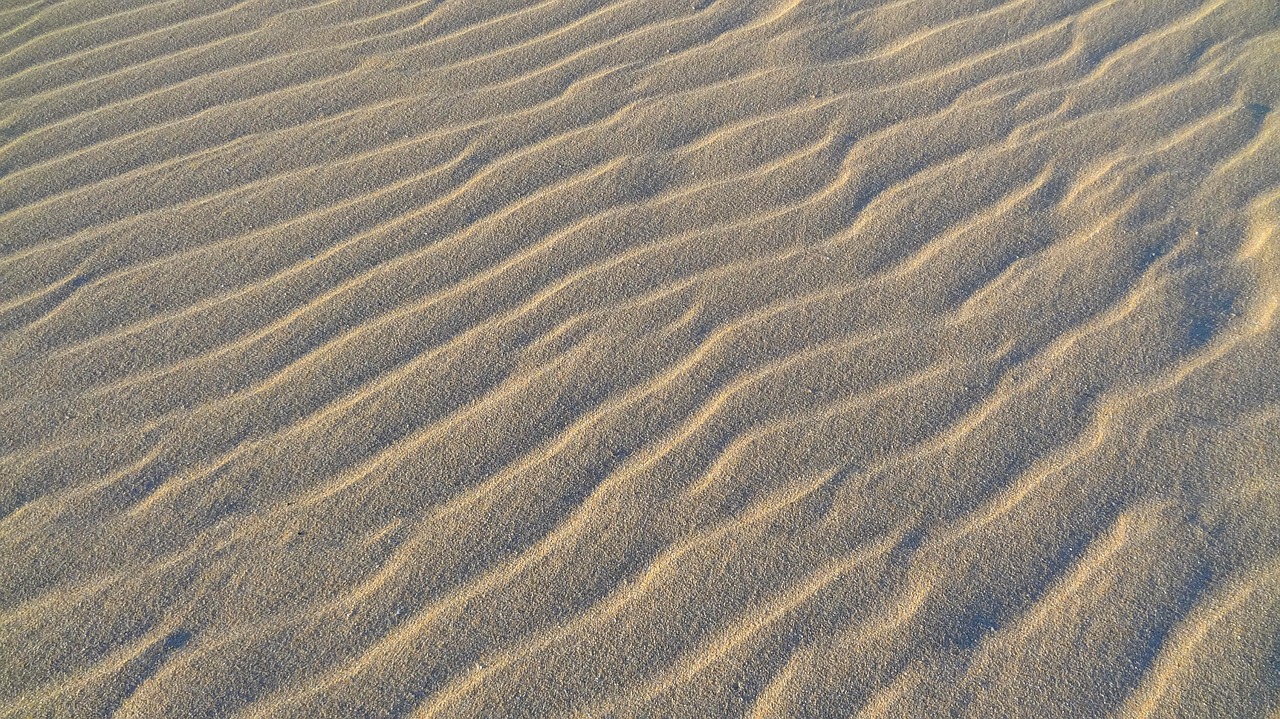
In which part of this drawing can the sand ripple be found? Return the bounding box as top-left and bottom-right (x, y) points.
(1, 0), (1278, 716)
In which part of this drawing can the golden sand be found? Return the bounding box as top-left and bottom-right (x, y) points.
(1, 0), (1278, 716)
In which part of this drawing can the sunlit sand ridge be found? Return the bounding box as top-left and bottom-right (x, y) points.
(1, 0), (1278, 716)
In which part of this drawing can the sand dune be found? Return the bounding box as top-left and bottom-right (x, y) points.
(1, 0), (1278, 716)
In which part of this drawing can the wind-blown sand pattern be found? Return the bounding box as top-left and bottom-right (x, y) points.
(1, 0), (1279, 715)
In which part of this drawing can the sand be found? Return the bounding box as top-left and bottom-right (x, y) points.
(1, 0), (1278, 716)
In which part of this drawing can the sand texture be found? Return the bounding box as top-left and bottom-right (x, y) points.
(2, 0), (1280, 716)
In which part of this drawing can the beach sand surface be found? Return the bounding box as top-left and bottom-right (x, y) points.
(2, 0), (1279, 716)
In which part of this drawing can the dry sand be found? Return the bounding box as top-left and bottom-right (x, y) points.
(2, 0), (1279, 716)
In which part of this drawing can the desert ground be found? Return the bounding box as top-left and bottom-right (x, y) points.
(2, 0), (1279, 716)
